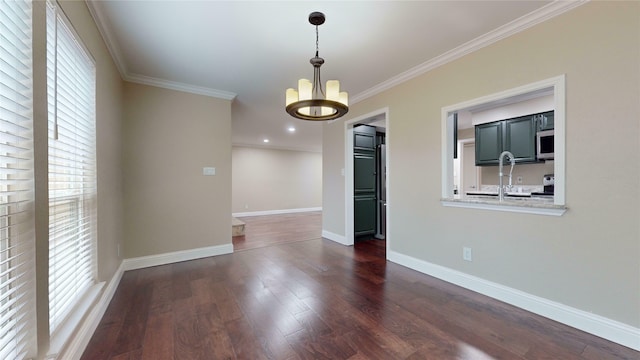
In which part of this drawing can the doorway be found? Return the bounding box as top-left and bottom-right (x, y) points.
(458, 139), (480, 196)
(344, 108), (390, 254)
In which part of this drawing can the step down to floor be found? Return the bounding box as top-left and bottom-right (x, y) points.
(232, 217), (245, 236)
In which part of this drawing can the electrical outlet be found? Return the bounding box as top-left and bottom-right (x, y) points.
(463, 247), (472, 262)
(516, 176), (523, 184)
(244, 204), (249, 209)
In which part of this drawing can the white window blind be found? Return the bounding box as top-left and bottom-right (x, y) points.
(0, 0), (36, 358)
(46, 0), (97, 334)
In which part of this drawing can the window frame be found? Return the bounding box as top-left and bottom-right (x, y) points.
(0, 0), (37, 358)
(46, 0), (99, 339)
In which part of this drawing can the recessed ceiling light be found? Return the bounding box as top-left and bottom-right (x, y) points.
(263, 139), (269, 143)
(288, 127), (296, 132)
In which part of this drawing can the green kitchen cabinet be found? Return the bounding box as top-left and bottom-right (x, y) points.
(475, 121), (503, 165)
(354, 153), (375, 194)
(353, 125), (377, 237)
(475, 114), (539, 166)
(504, 116), (537, 163)
(354, 195), (376, 236)
(536, 111), (555, 131)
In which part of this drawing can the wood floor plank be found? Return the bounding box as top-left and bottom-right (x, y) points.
(141, 311), (173, 360)
(110, 282), (153, 356)
(82, 213), (639, 360)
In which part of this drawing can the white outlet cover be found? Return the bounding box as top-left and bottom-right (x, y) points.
(203, 167), (216, 176)
(463, 247), (472, 261)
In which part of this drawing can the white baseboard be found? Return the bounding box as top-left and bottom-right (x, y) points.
(387, 250), (640, 351)
(57, 261), (125, 360)
(123, 243), (234, 271)
(322, 230), (351, 246)
(232, 207), (321, 218)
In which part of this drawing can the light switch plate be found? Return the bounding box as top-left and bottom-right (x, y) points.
(203, 167), (216, 176)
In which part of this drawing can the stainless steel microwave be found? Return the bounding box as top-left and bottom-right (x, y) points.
(536, 129), (554, 160)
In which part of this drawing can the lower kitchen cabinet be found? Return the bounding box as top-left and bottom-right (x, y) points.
(354, 195), (376, 236)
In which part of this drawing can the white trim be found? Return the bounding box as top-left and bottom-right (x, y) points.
(123, 243), (234, 271)
(52, 261), (125, 360)
(441, 200), (567, 216)
(321, 230), (349, 246)
(87, 0), (585, 110)
(126, 73), (237, 100)
(85, 0), (128, 76)
(350, 1), (586, 104)
(344, 108), (390, 248)
(232, 207), (321, 218)
(86, 1), (237, 101)
(388, 250), (640, 351)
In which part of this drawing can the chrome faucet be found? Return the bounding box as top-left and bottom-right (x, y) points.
(498, 151), (515, 201)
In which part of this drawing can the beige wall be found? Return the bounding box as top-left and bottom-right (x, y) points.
(232, 146), (321, 213)
(322, 122), (346, 236)
(322, 1), (640, 328)
(122, 82), (232, 258)
(32, 1), (125, 357)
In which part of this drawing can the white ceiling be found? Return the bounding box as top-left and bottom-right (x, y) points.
(86, 0), (574, 152)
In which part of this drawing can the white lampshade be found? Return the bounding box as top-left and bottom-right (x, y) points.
(298, 79), (312, 101)
(326, 80), (340, 101)
(286, 88), (298, 106)
(338, 91), (348, 106)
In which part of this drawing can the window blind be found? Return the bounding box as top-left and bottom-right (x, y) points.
(0, 0), (36, 358)
(46, 0), (97, 334)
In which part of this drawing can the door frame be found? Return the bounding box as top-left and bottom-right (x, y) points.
(344, 108), (390, 255)
(458, 138), (480, 196)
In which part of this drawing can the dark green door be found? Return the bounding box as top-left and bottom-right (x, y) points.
(354, 195), (376, 235)
(353, 125), (376, 237)
(354, 154), (375, 194)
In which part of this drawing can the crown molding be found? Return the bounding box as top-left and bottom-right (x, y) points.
(87, 0), (586, 103)
(85, 0), (128, 76)
(85, 0), (237, 100)
(350, 0), (588, 104)
(126, 73), (237, 100)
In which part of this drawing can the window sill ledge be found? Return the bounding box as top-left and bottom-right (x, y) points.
(441, 198), (567, 216)
(48, 282), (105, 359)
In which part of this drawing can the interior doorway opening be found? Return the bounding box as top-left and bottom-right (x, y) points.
(344, 108), (390, 256)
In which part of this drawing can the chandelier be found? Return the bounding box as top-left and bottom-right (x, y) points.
(285, 12), (348, 121)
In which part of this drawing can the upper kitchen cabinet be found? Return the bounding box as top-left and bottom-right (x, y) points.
(475, 121), (503, 165)
(354, 124), (376, 151)
(535, 111), (555, 131)
(475, 114), (538, 165)
(504, 116), (537, 163)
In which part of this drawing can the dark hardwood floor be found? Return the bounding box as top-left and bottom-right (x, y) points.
(232, 211), (321, 251)
(82, 235), (638, 359)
